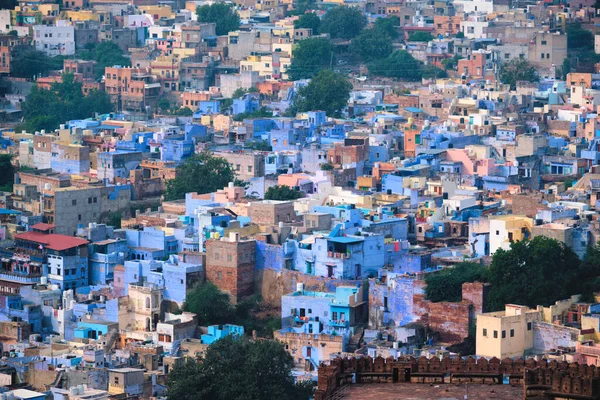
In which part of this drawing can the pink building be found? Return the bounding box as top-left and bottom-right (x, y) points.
(445, 148), (496, 176)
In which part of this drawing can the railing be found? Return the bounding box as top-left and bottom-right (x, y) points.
(0, 271), (42, 283)
(327, 251), (350, 259)
(330, 320), (349, 328)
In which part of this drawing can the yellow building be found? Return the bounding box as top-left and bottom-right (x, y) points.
(488, 215), (533, 254)
(61, 10), (101, 22)
(138, 5), (175, 20)
(240, 53), (290, 80)
(476, 304), (540, 359)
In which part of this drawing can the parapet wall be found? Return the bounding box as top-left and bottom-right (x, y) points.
(314, 356), (600, 400)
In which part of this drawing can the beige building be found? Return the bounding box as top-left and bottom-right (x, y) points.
(528, 31), (567, 70)
(476, 304), (541, 359)
(249, 200), (296, 226)
(128, 284), (162, 333)
(108, 368), (144, 396)
(488, 215), (533, 255)
(214, 151), (265, 181)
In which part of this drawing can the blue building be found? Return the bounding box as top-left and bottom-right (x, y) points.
(201, 324), (244, 344)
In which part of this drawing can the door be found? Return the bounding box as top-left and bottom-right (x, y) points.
(306, 347), (312, 358)
(392, 368), (399, 383)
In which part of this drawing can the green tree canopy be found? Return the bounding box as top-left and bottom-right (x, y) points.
(320, 6), (367, 39)
(288, 37), (334, 80)
(264, 185), (303, 200)
(19, 73), (113, 132)
(294, 12), (320, 34)
(421, 65), (448, 79)
(442, 54), (462, 71)
(0, 154), (14, 192)
(79, 41), (131, 80)
(486, 236), (581, 310)
(409, 31), (434, 42)
(369, 50), (423, 81)
(373, 16), (400, 39)
(166, 336), (313, 400)
(182, 282), (234, 326)
(289, 69), (352, 117)
(233, 107), (272, 122)
(10, 47), (64, 79)
(425, 262), (488, 303)
(567, 22), (594, 50)
(197, 3), (240, 36)
(350, 28), (393, 61)
(499, 59), (539, 89)
(164, 152), (236, 200)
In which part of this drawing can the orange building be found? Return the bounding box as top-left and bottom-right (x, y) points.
(104, 66), (161, 112)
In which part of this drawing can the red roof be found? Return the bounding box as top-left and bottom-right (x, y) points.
(31, 223), (56, 231)
(14, 232), (89, 251)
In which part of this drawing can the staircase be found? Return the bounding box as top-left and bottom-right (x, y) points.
(326, 384), (352, 400)
(49, 370), (64, 389)
(346, 326), (365, 353)
(170, 340), (181, 356)
(103, 329), (119, 353)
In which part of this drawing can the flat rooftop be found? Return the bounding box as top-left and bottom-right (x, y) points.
(341, 383), (522, 399)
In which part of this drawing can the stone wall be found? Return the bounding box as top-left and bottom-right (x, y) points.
(255, 268), (364, 306)
(315, 355), (600, 400)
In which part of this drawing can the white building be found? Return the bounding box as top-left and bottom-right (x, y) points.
(34, 23), (75, 56)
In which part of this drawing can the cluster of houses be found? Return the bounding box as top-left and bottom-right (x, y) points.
(1, 0), (600, 398)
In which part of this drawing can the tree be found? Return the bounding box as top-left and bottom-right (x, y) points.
(287, 37), (334, 80)
(20, 73), (113, 132)
(369, 50), (423, 81)
(567, 22), (594, 50)
(560, 57), (571, 80)
(455, 31), (464, 38)
(486, 236), (582, 311)
(10, 47), (63, 79)
(158, 97), (171, 112)
(442, 54), (462, 71)
(164, 152), (236, 200)
(320, 6), (367, 39)
(264, 185), (303, 200)
(79, 41), (131, 80)
(499, 59), (538, 89)
(289, 69), (352, 117)
(166, 337), (313, 400)
(373, 16), (400, 39)
(409, 31), (434, 42)
(294, 12), (320, 34)
(320, 162), (334, 171)
(182, 282), (234, 326)
(425, 262), (488, 303)
(0, 154), (14, 192)
(233, 107), (272, 122)
(350, 28), (393, 61)
(245, 139), (272, 151)
(197, 3), (240, 36)
(421, 65), (447, 80)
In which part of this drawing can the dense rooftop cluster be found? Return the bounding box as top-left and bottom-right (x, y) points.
(0, 0), (600, 398)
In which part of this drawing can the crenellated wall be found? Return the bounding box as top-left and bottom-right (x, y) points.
(314, 355), (600, 400)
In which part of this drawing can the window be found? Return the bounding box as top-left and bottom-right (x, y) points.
(483, 328), (487, 337)
(527, 322), (532, 331)
(502, 330), (506, 339)
(541, 40), (547, 45)
(493, 330), (498, 338)
(72, 199), (77, 206)
(227, 254), (232, 262)
(248, 166), (252, 173)
(510, 329), (514, 337)
(114, 377), (119, 384)
(496, 230), (500, 235)
(332, 312), (338, 320)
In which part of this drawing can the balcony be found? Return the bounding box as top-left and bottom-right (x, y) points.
(330, 320), (349, 328)
(327, 251), (350, 259)
(0, 270), (42, 284)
